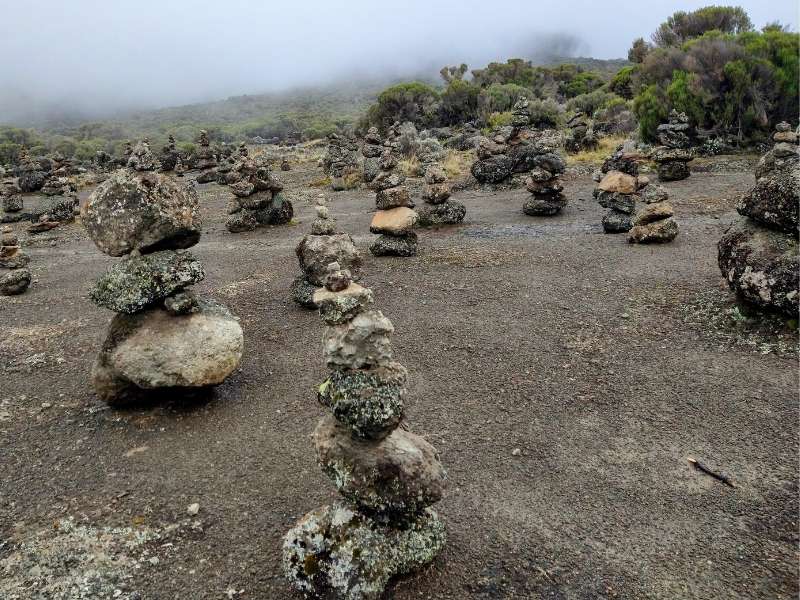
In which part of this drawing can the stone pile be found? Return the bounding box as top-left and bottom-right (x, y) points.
(361, 127), (383, 183)
(215, 143), (246, 184)
(594, 170), (639, 233)
(325, 133), (359, 191)
(718, 123), (799, 316)
(1, 182), (24, 222)
(291, 194), (362, 308)
(195, 130), (218, 183)
(16, 148), (46, 193)
(82, 140), (243, 405)
(0, 226), (32, 296)
(225, 153), (293, 233)
(628, 200), (679, 244)
(418, 164), (466, 226)
(284, 264), (446, 599)
(564, 112), (598, 153)
(369, 158), (417, 257)
(653, 111), (694, 182)
(522, 137), (568, 216)
(159, 135), (179, 172)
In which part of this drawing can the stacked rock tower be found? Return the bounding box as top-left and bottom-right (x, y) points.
(522, 141), (567, 217)
(195, 130), (218, 182)
(225, 151), (293, 233)
(653, 111), (694, 182)
(0, 225), (31, 296)
(594, 170), (640, 233)
(418, 164), (466, 226)
(83, 141), (243, 405)
(284, 263), (446, 600)
(292, 194), (362, 308)
(325, 133), (359, 191)
(717, 122), (799, 316)
(361, 127), (383, 184)
(159, 134), (179, 172)
(369, 154), (418, 257)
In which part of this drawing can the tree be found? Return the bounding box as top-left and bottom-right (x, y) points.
(633, 84), (668, 142)
(628, 38), (651, 63)
(363, 82), (440, 131)
(652, 5), (753, 47)
(439, 64), (469, 83)
(439, 80), (480, 126)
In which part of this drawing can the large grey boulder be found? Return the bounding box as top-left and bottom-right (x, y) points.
(737, 156), (799, 235)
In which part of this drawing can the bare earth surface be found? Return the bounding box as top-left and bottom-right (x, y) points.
(1, 158), (797, 599)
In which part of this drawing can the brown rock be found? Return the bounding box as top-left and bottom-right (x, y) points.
(634, 202), (674, 226)
(598, 171), (638, 195)
(370, 207), (418, 236)
(375, 187), (414, 210)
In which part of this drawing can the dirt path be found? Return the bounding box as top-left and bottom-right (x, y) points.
(1, 163), (796, 599)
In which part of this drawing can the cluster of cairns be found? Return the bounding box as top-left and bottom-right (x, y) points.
(195, 130), (219, 183)
(653, 111), (694, 182)
(225, 149), (293, 233)
(292, 194), (362, 308)
(0, 225), (32, 296)
(718, 122), (799, 316)
(564, 112), (598, 153)
(15, 148), (47, 193)
(471, 98), (568, 217)
(216, 142), (250, 185)
(325, 133), (359, 191)
(284, 263), (446, 600)
(418, 163), (465, 226)
(369, 151), (418, 257)
(83, 140), (243, 405)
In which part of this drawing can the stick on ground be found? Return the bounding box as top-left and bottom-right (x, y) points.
(688, 457), (735, 488)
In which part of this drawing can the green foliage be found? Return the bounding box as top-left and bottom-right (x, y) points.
(486, 112), (514, 130)
(478, 83), (532, 114)
(653, 5), (753, 47)
(363, 82), (440, 131)
(628, 38), (651, 63)
(528, 99), (562, 129)
(609, 66), (637, 99)
(566, 91), (617, 117)
(665, 70), (705, 126)
(633, 84), (668, 142)
(439, 80), (481, 126)
(560, 71), (605, 98)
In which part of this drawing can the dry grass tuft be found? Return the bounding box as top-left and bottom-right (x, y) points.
(442, 150), (473, 179)
(566, 135), (627, 165)
(398, 155), (423, 177)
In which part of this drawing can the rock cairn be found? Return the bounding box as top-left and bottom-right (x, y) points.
(284, 264), (446, 599)
(653, 111), (694, 181)
(291, 194), (362, 308)
(194, 130), (218, 182)
(522, 136), (567, 216)
(16, 148), (46, 193)
(1, 182), (24, 222)
(564, 112), (598, 153)
(628, 200), (679, 244)
(325, 133), (359, 191)
(0, 225), (32, 296)
(160, 134), (179, 172)
(82, 140), (243, 405)
(418, 164), (465, 226)
(594, 170), (639, 233)
(175, 156), (186, 177)
(718, 123), (799, 316)
(225, 152), (293, 233)
(369, 156), (417, 257)
(361, 127), (383, 183)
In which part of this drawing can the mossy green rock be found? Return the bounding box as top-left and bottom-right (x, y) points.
(317, 362), (406, 439)
(283, 502), (445, 600)
(90, 250), (204, 313)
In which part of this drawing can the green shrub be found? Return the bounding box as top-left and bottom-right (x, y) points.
(439, 79), (481, 126)
(566, 91), (618, 117)
(363, 82), (440, 131)
(632, 84), (668, 142)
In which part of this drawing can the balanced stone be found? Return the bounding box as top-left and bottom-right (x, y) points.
(323, 309), (394, 369)
(296, 233), (362, 287)
(0, 268), (31, 296)
(375, 187), (414, 210)
(370, 233), (418, 257)
(90, 250), (205, 313)
(314, 282), (374, 326)
(369, 207), (418, 235)
(628, 202), (678, 244)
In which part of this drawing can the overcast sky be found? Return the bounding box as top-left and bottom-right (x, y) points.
(0, 0), (796, 124)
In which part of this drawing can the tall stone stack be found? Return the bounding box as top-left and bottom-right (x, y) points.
(159, 134), (179, 172)
(16, 148), (46, 193)
(291, 194), (362, 308)
(564, 112), (598, 153)
(1, 182), (24, 221)
(284, 263), (446, 599)
(717, 122), (799, 316)
(594, 171), (639, 233)
(522, 138), (567, 216)
(653, 111), (694, 182)
(418, 164), (466, 226)
(225, 152), (293, 233)
(82, 141), (243, 405)
(0, 226), (32, 296)
(195, 130), (218, 182)
(361, 127), (383, 183)
(369, 158), (418, 257)
(325, 133), (359, 191)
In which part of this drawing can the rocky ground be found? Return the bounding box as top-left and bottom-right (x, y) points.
(1, 155), (797, 599)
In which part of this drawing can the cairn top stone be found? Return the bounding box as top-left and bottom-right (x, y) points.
(127, 141), (158, 171)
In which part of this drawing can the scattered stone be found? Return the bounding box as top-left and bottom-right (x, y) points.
(187, 503), (200, 516)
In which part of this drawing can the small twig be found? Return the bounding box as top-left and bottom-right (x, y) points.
(688, 457), (735, 488)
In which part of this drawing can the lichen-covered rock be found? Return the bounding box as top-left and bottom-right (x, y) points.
(90, 250), (205, 313)
(283, 502), (445, 600)
(314, 415), (446, 520)
(0, 268), (31, 295)
(634, 201), (674, 225)
(417, 201), (466, 226)
(597, 191), (636, 214)
(290, 275), (318, 309)
(737, 161), (799, 235)
(628, 217), (678, 244)
(421, 183), (451, 204)
(0, 246), (30, 269)
(83, 170), (201, 256)
(602, 211), (634, 233)
(371, 172), (405, 191)
(718, 221), (799, 317)
(323, 309), (394, 369)
(657, 160), (691, 182)
(18, 171), (46, 193)
(470, 155), (514, 184)
(598, 171), (637, 194)
(523, 196), (567, 216)
(369, 233), (418, 257)
(225, 210), (258, 233)
(255, 193), (294, 226)
(314, 283), (374, 325)
(92, 299), (243, 405)
(296, 233), (362, 287)
(363, 157), (380, 183)
(163, 290), (199, 316)
(641, 184), (669, 204)
(1, 193), (23, 213)
(375, 187), (414, 210)
(317, 363), (406, 439)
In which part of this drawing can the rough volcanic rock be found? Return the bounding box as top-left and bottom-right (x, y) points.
(628, 217), (679, 244)
(290, 275), (318, 309)
(296, 233), (362, 287)
(471, 156), (514, 184)
(0, 268), (31, 295)
(369, 233), (418, 257)
(323, 309), (394, 369)
(417, 201), (466, 226)
(313, 283), (374, 326)
(523, 196), (568, 216)
(375, 187), (414, 210)
(737, 161), (799, 235)
(602, 211), (634, 233)
(369, 207), (418, 235)
(598, 171), (638, 195)
(597, 191), (636, 214)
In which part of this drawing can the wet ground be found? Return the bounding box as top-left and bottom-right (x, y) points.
(1, 158), (797, 599)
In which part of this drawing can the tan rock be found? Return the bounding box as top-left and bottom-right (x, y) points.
(370, 207), (418, 235)
(628, 217), (679, 244)
(598, 171), (638, 195)
(634, 201), (674, 226)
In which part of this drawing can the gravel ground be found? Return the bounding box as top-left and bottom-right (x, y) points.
(1, 157), (797, 600)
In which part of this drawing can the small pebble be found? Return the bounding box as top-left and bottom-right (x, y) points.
(187, 503), (200, 516)
(511, 448), (522, 457)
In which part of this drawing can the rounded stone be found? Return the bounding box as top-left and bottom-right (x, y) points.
(296, 233), (362, 287)
(523, 196), (567, 216)
(602, 210), (634, 233)
(628, 217), (679, 244)
(369, 233), (418, 257)
(417, 201), (466, 227)
(0, 268), (31, 296)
